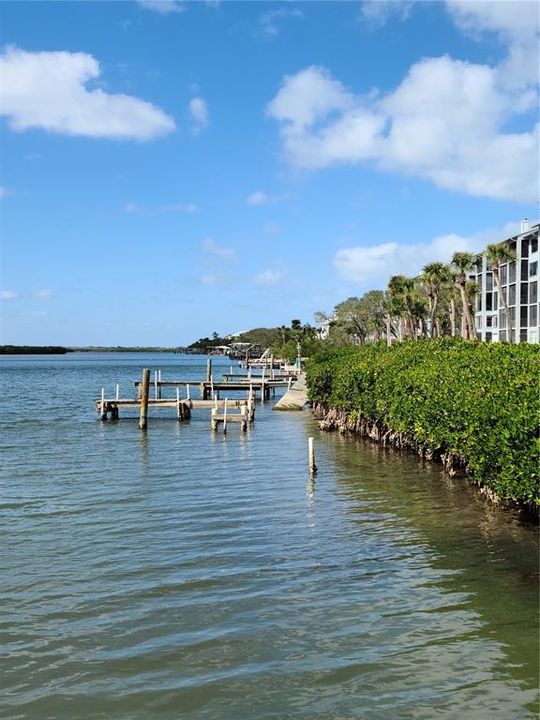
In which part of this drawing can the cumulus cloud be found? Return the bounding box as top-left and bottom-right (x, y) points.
(333, 221), (521, 285)
(202, 237), (235, 259)
(0, 290), (17, 300)
(359, 1), (413, 29)
(123, 202), (198, 215)
(255, 269), (282, 285)
(267, 7), (539, 204)
(137, 0), (184, 14)
(0, 46), (175, 140)
(188, 96), (209, 133)
(259, 8), (303, 37)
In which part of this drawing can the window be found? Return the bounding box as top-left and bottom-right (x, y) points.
(486, 332), (492, 342)
(521, 239), (529, 257)
(520, 329), (528, 343)
(521, 259), (529, 277)
(531, 281), (538, 304)
(486, 273), (493, 291)
(486, 293), (493, 311)
(520, 306), (528, 328)
(521, 283), (529, 304)
(487, 315), (493, 327)
(476, 315), (482, 329)
(492, 315), (498, 328)
(500, 330), (507, 342)
(509, 262), (516, 283)
(500, 265), (507, 284)
(530, 261), (538, 277)
(530, 304), (538, 327)
(493, 292), (498, 311)
(508, 284), (516, 305)
(500, 310), (507, 328)
(531, 236), (538, 254)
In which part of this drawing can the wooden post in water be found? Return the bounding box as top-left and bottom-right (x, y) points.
(206, 357), (212, 382)
(223, 397), (228, 434)
(100, 388), (107, 420)
(308, 437), (317, 476)
(139, 368), (150, 430)
(176, 387), (181, 420)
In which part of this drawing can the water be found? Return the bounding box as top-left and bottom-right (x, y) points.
(0, 353), (538, 719)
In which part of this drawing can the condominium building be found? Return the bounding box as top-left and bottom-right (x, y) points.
(472, 220), (539, 344)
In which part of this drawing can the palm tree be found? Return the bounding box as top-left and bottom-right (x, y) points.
(447, 272), (460, 337)
(422, 262), (451, 338)
(388, 275), (417, 339)
(452, 252), (476, 339)
(485, 243), (517, 343)
(465, 279), (480, 340)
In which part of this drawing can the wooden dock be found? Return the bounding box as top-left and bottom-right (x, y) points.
(94, 361), (292, 432)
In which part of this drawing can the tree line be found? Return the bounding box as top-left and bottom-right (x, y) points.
(315, 243), (517, 346)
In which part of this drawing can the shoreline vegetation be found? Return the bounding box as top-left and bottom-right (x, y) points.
(306, 339), (539, 518)
(0, 345), (74, 355)
(0, 346), (188, 354)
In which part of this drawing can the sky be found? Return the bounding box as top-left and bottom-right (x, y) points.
(0, 0), (539, 346)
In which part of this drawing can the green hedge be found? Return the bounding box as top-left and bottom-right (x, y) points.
(306, 339), (539, 504)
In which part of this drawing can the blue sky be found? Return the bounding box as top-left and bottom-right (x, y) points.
(1, 0), (538, 345)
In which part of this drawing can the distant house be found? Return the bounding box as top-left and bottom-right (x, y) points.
(471, 219), (539, 343)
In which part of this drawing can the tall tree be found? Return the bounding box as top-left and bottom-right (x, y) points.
(452, 252), (477, 339)
(485, 243), (517, 343)
(422, 262), (451, 338)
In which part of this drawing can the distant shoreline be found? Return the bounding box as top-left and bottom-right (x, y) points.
(0, 346), (192, 354)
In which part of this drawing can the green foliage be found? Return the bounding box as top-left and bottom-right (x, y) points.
(306, 339), (540, 504)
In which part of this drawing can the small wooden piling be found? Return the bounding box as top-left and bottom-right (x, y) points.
(223, 398), (228, 433)
(308, 436), (317, 476)
(100, 388), (107, 420)
(206, 358), (212, 382)
(139, 368), (150, 430)
(176, 387), (181, 420)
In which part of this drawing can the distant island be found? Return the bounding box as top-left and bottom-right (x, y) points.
(0, 345), (74, 355)
(71, 346), (185, 353)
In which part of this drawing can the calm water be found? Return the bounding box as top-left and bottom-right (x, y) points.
(0, 353), (538, 719)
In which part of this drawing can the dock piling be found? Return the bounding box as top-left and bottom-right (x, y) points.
(139, 369), (150, 430)
(308, 437), (317, 476)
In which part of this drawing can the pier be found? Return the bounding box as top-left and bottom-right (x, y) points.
(94, 362), (298, 431)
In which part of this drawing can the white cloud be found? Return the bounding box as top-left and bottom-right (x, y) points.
(188, 96), (209, 133)
(255, 270), (282, 285)
(202, 237), (235, 259)
(267, 16), (539, 204)
(445, 0), (540, 90)
(200, 274), (217, 285)
(123, 202), (198, 215)
(246, 190), (270, 205)
(0, 46), (175, 140)
(359, 1), (413, 29)
(0, 290), (17, 300)
(33, 288), (53, 299)
(259, 8), (303, 37)
(137, 0), (184, 14)
(333, 221), (521, 285)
